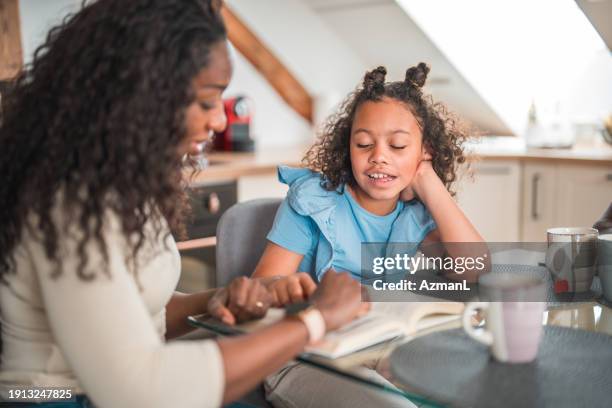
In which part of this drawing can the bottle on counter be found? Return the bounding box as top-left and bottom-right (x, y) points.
(525, 99), (544, 148)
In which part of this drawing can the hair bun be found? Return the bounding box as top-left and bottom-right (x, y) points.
(405, 62), (429, 88)
(363, 66), (387, 91)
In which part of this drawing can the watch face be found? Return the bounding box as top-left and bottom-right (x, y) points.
(285, 301), (311, 316)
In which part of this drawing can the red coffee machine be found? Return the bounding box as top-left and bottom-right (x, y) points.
(214, 96), (255, 152)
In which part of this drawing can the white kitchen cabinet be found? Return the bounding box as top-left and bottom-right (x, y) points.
(521, 163), (558, 241)
(556, 164), (612, 228)
(521, 162), (612, 241)
(455, 160), (521, 241)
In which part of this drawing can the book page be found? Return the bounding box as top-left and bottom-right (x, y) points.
(192, 300), (463, 359)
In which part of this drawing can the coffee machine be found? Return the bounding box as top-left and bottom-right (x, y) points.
(214, 96), (255, 152)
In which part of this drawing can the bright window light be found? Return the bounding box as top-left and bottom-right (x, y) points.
(396, 0), (607, 135)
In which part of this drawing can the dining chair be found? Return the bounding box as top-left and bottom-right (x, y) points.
(215, 198), (282, 286)
(215, 198), (282, 408)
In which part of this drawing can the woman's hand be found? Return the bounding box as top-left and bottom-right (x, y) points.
(208, 277), (273, 325)
(310, 270), (370, 331)
(400, 151), (436, 201)
(267, 272), (317, 306)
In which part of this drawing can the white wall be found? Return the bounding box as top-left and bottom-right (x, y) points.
(224, 44), (314, 149)
(225, 0), (368, 147)
(566, 49), (612, 124)
(18, 0), (368, 149)
(19, 0), (82, 65)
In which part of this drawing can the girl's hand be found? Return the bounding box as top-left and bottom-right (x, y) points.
(400, 151), (434, 201)
(267, 272), (317, 306)
(208, 277), (273, 325)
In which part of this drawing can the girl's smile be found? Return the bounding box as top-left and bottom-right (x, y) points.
(364, 168), (398, 185)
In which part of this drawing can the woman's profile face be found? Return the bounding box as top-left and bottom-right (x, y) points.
(180, 41), (232, 156)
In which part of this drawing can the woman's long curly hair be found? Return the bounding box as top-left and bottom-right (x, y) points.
(304, 63), (469, 194)
(0, 0), (226, 283)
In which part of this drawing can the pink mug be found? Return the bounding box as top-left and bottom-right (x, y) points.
(462, 273), (546, 363)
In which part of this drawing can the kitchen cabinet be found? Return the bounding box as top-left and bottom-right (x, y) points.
(521, 163), (558, 241)
(455, 160), (521, 241)
(176, 181), (238, 293)
(458, 160), (611, 242)
(521, 162), (612, 241)
(556, 164), (612, 228)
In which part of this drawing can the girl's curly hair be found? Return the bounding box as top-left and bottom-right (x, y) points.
(304, 63), (469, 194)
(0, 0), (226, 283)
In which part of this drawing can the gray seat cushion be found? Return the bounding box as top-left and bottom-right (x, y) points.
(215, 198), (282, 286)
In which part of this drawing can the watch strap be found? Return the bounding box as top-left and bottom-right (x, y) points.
(296, 307), (326, 344)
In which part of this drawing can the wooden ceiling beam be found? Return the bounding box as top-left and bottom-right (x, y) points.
(0, 0), (23, 80)
(221, 5), (313, 124)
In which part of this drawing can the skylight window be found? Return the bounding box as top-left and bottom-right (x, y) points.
(396, 0), (607, 135)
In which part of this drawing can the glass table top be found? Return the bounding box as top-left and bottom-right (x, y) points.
(189, 298), (612, 408)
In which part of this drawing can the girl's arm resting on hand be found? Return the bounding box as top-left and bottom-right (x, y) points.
(416, 173), (483, 244)
(415, 169), (488, 282)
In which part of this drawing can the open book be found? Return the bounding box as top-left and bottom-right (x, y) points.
(190, 301), (463, 359)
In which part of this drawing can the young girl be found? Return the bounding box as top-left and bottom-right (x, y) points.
(254, 63), (484, 302)
(253, 63), (484, 408)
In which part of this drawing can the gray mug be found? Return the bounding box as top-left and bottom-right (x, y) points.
(546, 227), (598, 293)
(598, 234), (612, 302)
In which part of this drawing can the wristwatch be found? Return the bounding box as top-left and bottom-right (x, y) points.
(286, 301), (326, 344)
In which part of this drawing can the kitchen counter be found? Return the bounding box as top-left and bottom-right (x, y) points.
(187, 139), (612, 184)
(186, 145), (306, 184)
(464, 137), (612, 165)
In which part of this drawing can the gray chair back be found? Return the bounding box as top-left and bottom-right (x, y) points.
(214, 198), (281, 408)
(215, 198), (282, 287)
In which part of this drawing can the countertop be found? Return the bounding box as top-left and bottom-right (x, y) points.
(185, 145), (306, 183)
(463, 137), (612, 165)
(186, 139), (612, 184)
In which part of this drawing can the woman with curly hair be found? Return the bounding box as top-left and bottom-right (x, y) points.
(252, 63), (484, 408)
(0, 0), (366, 407)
